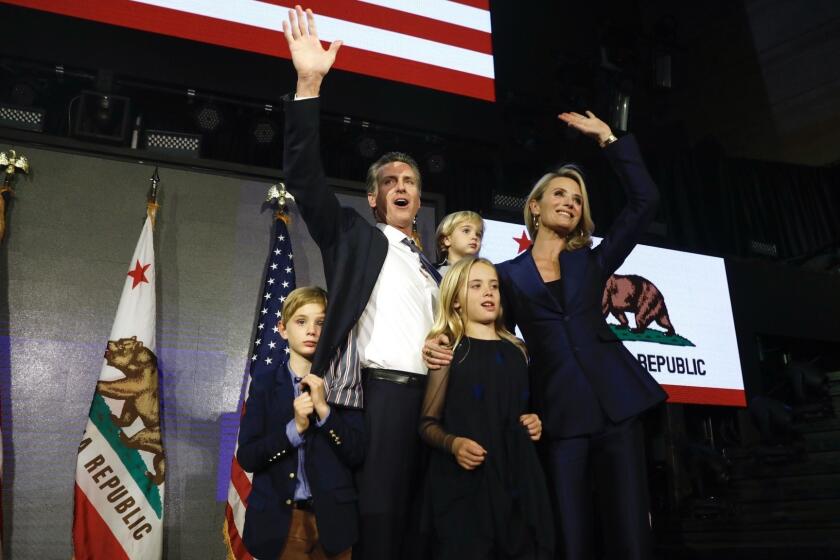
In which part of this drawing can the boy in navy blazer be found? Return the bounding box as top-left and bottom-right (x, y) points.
(237, 287), (365, 559)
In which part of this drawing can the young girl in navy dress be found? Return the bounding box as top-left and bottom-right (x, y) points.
(419, 257), (554, 560)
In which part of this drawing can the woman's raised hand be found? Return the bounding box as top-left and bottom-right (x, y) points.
(558, 111), (614, 146)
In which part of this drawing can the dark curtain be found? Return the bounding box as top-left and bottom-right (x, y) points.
(724, 157), (840, 259)
(647, 141), (840, 259)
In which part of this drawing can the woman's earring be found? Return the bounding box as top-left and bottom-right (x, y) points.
(532, 214), (540, 231)
(412, 216), (418, 233)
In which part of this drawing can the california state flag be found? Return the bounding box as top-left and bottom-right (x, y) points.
(73, 213), (164, 560)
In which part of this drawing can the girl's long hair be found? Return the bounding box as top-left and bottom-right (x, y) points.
(428, 256), (526, 358)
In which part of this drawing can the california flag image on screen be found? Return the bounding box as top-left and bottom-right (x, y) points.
(481, 219), (746, 407)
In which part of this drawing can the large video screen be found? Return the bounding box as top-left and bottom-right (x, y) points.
(481, 219), (746, 407)
(5, 0), (495, 101)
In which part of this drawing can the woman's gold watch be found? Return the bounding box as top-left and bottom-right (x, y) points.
(600, 134), (619, 148)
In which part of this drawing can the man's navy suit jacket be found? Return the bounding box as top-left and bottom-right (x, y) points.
(283, 96), (389, 408)
(236, 362), (365, 558)
(497, 135), (667, 440)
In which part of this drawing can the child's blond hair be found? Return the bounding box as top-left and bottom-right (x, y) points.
(434, 210), (484, 263)
(280, 286), (327, 326)
(427, 257), (525, 357)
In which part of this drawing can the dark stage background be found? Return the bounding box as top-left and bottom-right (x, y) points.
(2, 0), (840, 558)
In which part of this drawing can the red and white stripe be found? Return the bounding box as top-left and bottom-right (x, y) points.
(223, 378), (253, 560)
(1, 422), (3, 559)
(660, 385), (746, 407)
(7, 0), (495, 100)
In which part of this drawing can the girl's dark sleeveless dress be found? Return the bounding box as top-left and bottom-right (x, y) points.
(420, 337), (554, 559)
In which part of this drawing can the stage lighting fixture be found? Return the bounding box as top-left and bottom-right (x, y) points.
(747, 239), (778, 258)
(653, 16), (677, 89)
(143, 130), (202, 158)
(426, 153), (446, 174)
(357, 135), (378, 158)
(610, 90), (631, 132)
(492, 193), (527, 212)
(252, 117), (278, 144)
(10, 81), (36, 107)
(0, 103), (46, 132)
(72, 90), (131, 144)
(194, 103), (223, 132)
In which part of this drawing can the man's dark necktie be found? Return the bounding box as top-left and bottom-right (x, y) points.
(401, 238), (442, 285)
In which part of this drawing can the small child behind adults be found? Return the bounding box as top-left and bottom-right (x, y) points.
(435, 210), (484, 275)
(237, 286), (365, 560)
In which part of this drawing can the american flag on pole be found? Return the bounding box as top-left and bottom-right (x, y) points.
(223, 194), (297, 559)
(4, 0), (495, 100)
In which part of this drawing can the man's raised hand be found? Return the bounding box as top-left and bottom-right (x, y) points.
(282, 5), (342, 97)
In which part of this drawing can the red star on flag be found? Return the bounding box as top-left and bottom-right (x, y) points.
(513, 230), (532, 253)
(127, 260), (151, 289)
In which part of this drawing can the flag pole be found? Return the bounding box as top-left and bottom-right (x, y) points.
(147, 167), (161, 228)
(0, 149), (30, 245)
(266, 182), (293, 224)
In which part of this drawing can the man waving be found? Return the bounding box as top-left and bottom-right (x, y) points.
(281, 6), (440, 559)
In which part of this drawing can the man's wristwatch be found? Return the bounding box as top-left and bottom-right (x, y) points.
(600, 134), (618, 148)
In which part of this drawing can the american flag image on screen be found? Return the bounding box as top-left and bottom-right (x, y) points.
(7, 0), (495, 101)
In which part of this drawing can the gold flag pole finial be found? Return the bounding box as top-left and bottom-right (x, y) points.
(0, 148), (30, 244)
(147, 167), (161, 227)
(267, 182), (294, 224)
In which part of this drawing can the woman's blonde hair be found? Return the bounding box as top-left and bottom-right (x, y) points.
(434, 210), (484, 262)
(427, 256), (526, 357)
(523, 165), (594, 251)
